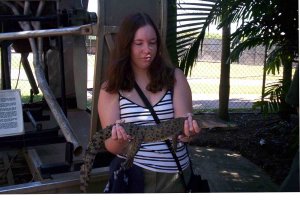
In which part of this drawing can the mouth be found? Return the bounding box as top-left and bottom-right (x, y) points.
(144, 56), (151, 61)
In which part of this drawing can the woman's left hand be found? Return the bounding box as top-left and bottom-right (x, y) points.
(178, 113), (201, 142)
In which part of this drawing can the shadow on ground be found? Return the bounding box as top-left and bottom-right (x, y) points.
(189, 146), (279, 192)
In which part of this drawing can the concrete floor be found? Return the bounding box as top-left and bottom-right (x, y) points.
(25, 109), (91, 165)
(189, 146), (279, 192)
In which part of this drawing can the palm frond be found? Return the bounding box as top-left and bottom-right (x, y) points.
(230, 37), (267, 62)
(172, 0), (219, 75)
(252, 79), (285, 114)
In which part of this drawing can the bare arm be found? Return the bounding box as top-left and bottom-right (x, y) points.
(173, 68), (201, 141)
(98, 83), (131, 155)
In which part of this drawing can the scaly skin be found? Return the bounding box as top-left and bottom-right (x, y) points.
(79, 117), (224, 192)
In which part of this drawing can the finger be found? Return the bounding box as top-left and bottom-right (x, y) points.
(186, 114), (193, 132)
(177, 135), (184, 142)
(184, 120), (190, 136)
(192, 120), (201, 134)
(111, 125), (118, 140)
(178, 134), (191, 143)
(116, 124), (130, 141)
(119, 125), (129, 140)
(115, 124), (125, 140)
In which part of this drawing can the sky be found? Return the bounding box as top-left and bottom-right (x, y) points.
(87, 0), (97, 13)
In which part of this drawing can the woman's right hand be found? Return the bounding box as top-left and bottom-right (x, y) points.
(111, 123), (133, 142)
(104, 123), (133, 155)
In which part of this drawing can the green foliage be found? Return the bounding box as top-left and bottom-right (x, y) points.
(21, 94), (43, 104)
(171, 0), (298, 72)
(252, 79), (284, 114)
(167, 0), (298, 115)
(216, 0), (298, 72)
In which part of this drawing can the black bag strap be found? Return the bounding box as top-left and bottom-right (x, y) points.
(134, 82), (160, 124)
(133, 81), (188, 191)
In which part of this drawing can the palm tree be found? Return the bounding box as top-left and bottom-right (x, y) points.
(167, 0), (299, 119)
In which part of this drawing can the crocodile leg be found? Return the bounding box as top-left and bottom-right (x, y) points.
(121, 133), (143, 170)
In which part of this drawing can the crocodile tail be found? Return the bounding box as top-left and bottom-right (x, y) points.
(80, 146), (97, 192)
(79, 158), (88, 192)
(79, 132), (104, 192)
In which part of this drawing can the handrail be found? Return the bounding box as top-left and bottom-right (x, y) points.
(0, 24), (95, 41)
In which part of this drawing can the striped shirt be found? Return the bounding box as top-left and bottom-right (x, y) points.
(118, 90), (189, 173)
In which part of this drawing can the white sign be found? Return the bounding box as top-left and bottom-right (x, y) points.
(0, 89), (24, 137)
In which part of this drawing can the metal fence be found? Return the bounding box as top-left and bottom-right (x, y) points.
(2, 36), (284, 112)
(189, 37), (274, 111)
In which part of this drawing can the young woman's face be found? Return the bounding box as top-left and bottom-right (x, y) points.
(130, 25), (157, 71)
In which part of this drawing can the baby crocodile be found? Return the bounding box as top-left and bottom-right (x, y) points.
(79, 117), (229, 192)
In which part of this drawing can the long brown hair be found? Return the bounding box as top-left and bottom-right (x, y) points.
(104, 12), (175, 93)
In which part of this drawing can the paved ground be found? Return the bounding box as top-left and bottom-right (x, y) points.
(189, 146), (279, 192)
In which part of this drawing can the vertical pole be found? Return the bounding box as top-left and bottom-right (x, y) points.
(1, 42), (11, 89)
(57, 36), (67, 116)
(261, 46), (268, 112)
(56, 2), (67, 116)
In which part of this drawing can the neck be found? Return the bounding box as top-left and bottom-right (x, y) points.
(133, 69), (150, 89)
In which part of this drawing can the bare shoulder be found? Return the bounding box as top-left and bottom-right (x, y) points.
(174, 68), (189, 87)
(98, 81), (120, 126)
(99, 81), (118, 102)
(174, 68), (185, 79)
(173, 67), (191, 98)
(172, 68), (193, 116)
(100, 81), (108, 90)
(174, 68), (188, 84)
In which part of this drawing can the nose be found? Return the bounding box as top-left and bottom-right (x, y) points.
(142, 43), (152, 53)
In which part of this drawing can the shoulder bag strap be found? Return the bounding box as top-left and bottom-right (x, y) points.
(133, 82), (160, 124)
(133, 81), (188, 191)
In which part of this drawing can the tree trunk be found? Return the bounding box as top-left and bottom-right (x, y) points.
(166, 0), (178, 66)
(218, 23), (231, 121)
(279, 59), (293, 120)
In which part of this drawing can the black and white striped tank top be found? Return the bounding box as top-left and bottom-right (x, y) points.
(118, 90), (189, 173)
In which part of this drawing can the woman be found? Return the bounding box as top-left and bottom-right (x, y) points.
(98, 12), (200, 193)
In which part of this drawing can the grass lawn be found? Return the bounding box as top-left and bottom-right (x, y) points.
(187, 61), (284, 97)
(189, 81), (264, 95)
(188, 61), (283, 80)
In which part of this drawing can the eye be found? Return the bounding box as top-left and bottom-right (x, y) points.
(150, 40), (157, 45)
(133, 40), (143, 46)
